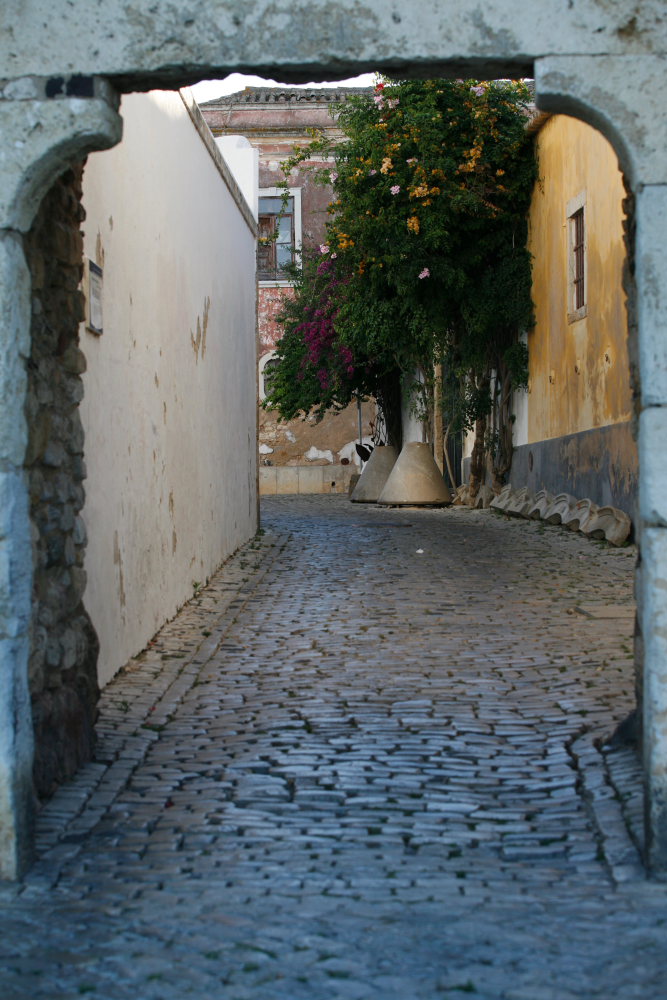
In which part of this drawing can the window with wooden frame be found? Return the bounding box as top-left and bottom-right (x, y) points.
(567, 192), (587, 323)
(259, 351), (280, 401)
(257, 189), (301, 282)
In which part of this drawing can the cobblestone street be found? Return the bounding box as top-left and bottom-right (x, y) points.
(1, 495), (665, 999)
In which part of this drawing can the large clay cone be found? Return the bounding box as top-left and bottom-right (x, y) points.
(377, 442), (451, 507)
(350, 445), (398, 503)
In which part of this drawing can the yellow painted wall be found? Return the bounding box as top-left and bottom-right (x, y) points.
(527, 115), (631, 443)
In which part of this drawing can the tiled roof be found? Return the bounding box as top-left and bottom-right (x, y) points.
(200, 86), (372, 108)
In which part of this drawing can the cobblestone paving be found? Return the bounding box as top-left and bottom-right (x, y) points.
(1, 496), (665, 1000)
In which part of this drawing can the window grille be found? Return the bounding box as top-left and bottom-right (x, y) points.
(572, 207), (585, 310)
(566, 193), (587, 323)
(258, 196), (295, 280)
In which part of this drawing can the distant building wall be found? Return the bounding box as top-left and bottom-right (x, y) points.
(526, 114), (632, 442)
(517, 113), (636, 515)
(80, 90), (258, 686)
(463, 114), (637, 516)
(202, 89), (375, 481)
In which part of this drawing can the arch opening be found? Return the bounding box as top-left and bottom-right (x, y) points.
(1, 32), (661, 877)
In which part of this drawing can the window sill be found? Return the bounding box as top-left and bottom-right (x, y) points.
(259, 279), (294, 288)
(567, 305), (587, 325)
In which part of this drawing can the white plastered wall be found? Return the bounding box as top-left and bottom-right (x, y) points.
(79, 90), (258, 686)
(215, 136), (259, 220)
(402, 369), (427, 444)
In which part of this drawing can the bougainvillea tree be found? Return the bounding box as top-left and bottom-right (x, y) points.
(265, 77), (537, 491)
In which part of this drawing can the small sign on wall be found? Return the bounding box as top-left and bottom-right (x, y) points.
(84, 259), (104, 335)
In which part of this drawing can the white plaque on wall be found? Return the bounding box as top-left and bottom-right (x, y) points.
(85, 259), (103, 335)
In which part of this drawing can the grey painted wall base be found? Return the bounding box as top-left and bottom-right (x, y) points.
(513, 422), (637, 521)
(464, 422), (638, 523)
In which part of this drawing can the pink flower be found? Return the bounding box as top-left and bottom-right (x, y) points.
(330, 172), (338, 183)
(369, 169), (377, 176)
(390, 185), (401, 195)
(331, 253), (337, 259)
(319, 244), (330, 254)
(418, 268), (430, 280)
(470, 85), (485, 96)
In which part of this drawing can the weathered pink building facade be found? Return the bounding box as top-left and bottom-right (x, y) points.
(201, 88), (374, 492)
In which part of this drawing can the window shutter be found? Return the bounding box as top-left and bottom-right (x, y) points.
(258, 215), (276, 278)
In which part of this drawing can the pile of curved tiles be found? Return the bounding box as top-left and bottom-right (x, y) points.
(489, 485), (632, 547)
(453, 483), (494, 509)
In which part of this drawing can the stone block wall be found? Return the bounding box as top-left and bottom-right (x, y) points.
(22, 164), (99, 800)
(259, 463), (358, 495)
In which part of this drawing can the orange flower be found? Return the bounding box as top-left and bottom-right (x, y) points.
(407, 215), (420, 234)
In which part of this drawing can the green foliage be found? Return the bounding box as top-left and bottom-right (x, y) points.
(264, 77), (537, 452)
(264, 252), (358, 422)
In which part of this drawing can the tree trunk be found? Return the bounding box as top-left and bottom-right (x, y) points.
(442, 420), (457, 491)
(433, 363), (444, 474)
(468, 371), (491, 499)
(376, 370), (403, 451)
(468, 413), (487, 500)
(491, 362), (514, 493)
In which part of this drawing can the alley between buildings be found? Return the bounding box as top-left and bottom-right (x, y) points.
(1, 496), (665, 1000)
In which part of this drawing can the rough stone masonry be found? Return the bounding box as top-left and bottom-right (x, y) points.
(22, 163), (99, 800)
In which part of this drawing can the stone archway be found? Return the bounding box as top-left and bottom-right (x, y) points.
(535, 56), (667, 872)
(0, 87), (122, 878)
(1, 0), (666, 878)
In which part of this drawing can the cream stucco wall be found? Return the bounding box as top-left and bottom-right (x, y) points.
(462, 115), (631, 481)
(525, 114), (631, 444)
(79, 90), (258, 686)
